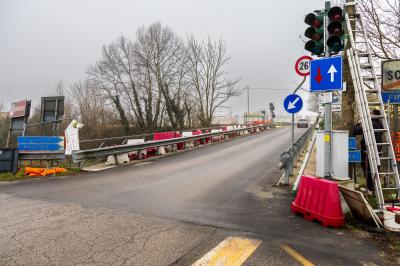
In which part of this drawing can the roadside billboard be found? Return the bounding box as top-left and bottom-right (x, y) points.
(9, 100), (30, 118)
(40, 96), (64, 123)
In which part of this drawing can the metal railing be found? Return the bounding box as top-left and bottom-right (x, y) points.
(279, 124), (316, 185)
(72, 125), (270, 165)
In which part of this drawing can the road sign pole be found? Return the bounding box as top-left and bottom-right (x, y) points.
(287, 76), (307, 183)
(324, 1), (332, 178)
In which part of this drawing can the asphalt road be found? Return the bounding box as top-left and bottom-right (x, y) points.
(0, 127), (389, 265)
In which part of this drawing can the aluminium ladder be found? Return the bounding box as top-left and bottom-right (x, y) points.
(345, 11), (400, 211)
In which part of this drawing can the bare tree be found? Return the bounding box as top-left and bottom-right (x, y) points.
(54, 80), (65, 96)
(186, 36), (241, 126)
(134, 22), (189, 128)
(69, 80), (122, 139)
(87, 40), (133, 133)
(64, 22), (241, 135)
(359, 0), (400, 59)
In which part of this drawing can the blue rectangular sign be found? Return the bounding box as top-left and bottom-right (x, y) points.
(381, 92), (400, 104)
(349, 150), (361, 162)
(310, 56), (343, 92)
(18, 136), (63, 144)
(348, 137), (357, 150)
(17, 136), (64, 151)
(18, 143), (63, 151)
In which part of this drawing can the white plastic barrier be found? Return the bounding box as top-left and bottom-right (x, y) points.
(182, 132), (195, 148)
(127, 139), (147, 159)
(211, 129), (222, 141)
(383, 210), (400, 232)
(105, 155), (116, 165)
(116, 153), (129, 164)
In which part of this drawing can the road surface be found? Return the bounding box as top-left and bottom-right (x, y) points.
(0, 127), (388, 265)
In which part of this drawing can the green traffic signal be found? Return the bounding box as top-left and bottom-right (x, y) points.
(305, 27), (323, 41)
(305, 40), (324, 55)
(327, 6), (345, 53)
(304, 12), (324, 56)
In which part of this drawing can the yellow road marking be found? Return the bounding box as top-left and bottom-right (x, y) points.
(280, 245), (315, 266)
(192, 236), (262, 266)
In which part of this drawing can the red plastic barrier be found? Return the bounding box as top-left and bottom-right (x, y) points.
(291, 175), (345, 228)
(192, 129), (202, 135)
(154, 131), (178, 141)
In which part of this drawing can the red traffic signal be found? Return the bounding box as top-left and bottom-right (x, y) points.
(327, 6), (343, 22)
(304, 13), (323, 27)
(327, 6), (344, 53)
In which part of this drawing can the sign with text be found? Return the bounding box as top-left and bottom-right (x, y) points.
(382, 59), (400, 91)
(18, 136), (64, 152)
(65, 120), (83, 155)
(381, 92), (400, 104)
(9, 100), (30, 118)
(295, 56), (313, 76)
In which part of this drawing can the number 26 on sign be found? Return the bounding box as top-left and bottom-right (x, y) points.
(295, 56), (313, 77)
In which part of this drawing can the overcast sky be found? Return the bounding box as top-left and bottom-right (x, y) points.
(0, 0), (328, 117)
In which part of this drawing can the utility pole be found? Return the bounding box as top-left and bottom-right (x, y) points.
(324, 1), (332, 178)
(246, 86), (250, 114)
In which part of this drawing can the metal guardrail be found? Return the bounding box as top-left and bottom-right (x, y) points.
(279, 125), (316, 185)
(78, 124), (270, 149)
(72, 125), (270, 164)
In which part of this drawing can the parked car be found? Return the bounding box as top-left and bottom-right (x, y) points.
(297, 119), (309, 128)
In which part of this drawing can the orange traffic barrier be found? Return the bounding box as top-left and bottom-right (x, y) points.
(24, 167), (67, 177)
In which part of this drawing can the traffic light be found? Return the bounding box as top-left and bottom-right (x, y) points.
(327, 6), (345, 53)
(304, 12), (324, 56)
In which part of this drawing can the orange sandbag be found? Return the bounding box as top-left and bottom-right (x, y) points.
(54, 167), (67, 173)
(24, 167), (67, 177)
(29, 173), (42, 177)
(24, 167), (45, 175)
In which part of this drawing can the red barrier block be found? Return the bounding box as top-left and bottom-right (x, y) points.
(291, 175), (345, 228)
(192, 129), (202, 135)
(154, 131), (179, 141)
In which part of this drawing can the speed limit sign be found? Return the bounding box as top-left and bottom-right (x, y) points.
(295, 56), (313, 76)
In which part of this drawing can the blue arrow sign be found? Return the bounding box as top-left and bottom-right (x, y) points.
(18, 136), (64, 144)
(284, 94), (303, 114)
(310, 56), (343, 92)
(18, 143), (64, 151)
(18, 136), (64, 151)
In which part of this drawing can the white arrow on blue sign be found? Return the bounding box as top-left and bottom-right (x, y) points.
(284, 94), (303, 114)
(310, 56), (343, 92)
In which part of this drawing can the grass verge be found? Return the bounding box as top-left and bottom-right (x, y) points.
(0, 167), (82, 182)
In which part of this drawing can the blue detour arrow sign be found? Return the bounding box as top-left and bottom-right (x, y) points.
(310, 56), (343, 92)
(18, 136), (64, 151)
(284, 94), (303, 114)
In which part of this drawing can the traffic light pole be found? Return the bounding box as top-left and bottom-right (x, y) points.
(323, 1), (332, 178)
